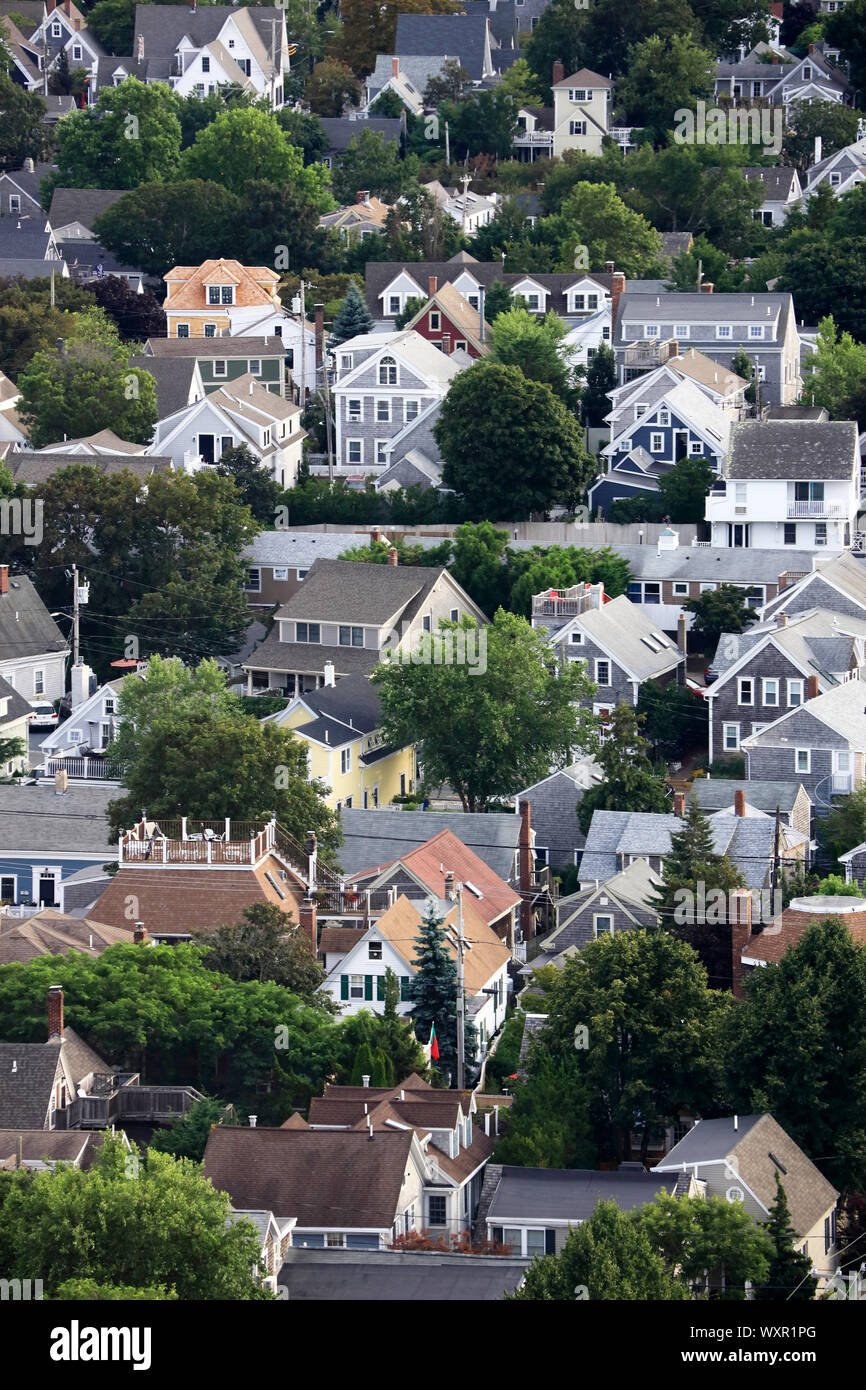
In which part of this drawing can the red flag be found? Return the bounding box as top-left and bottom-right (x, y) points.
(429, 1023), (440, 1061)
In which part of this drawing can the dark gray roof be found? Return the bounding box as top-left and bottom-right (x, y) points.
(143, 335), (285, 359)
(765, 406), (829, 421)
(463, 0), (518, 48)
(48, 187), (126, 232)
(615, 292), (795, 343)
(0, 163), (56, 206)
(690, 780), (807, 814)
(319, 117), (403, 152)
(394, 13), (490, 78)
(0, 672), (35, 725)
(607, 543), (822, 584)
(56, 239), (143, 279)
(654, 1115), (762, 1165)
(337, 808), (521, 880)
(293, 671), (382, 734)
(278, 1246), (529, 1299)
(0, 574), (68, 660)
(132, 4), (282, 56)
(244, 633), (380, 678)
(274, 558), (442, 626)
(726, 421), (858, 481)
(0, 257), (66, 281)
(0, 225), (53, 259)
(365, 258), (614, 319)
(742, 166), (799, 200)
(487, 1165), (679, 1222)
(0, 1043), (60, 1128)
(0, 784), (116, 854)
(128, 355), (199, 420)
(9, 452), (172, 485)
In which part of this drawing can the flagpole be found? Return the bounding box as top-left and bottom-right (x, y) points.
(445, 870), (465, 1090)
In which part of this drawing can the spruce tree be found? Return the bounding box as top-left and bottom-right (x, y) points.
(330, 282), (374, 344)
(754, 1175), (818, 1301)
(409, 903), (477, 1084)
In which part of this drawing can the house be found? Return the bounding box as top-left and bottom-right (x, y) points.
(318, 193), (392, 245)
(332, 329), (465, 477)
(551, 64), (613, 159)
(614, 290), (803, 407)
(654, 1114), (840, 1285)
(262, 669), (416, 811)
(0, 673), (32, 777)
(578, 798), (806, 894)
(804, 129), (866, 202)
(0, 16), (44, 91)
(0, 369), (27, 452)
(277, 1246), (529, 1300)
(714, 42), (851, 109)
(142, 335), (288, 398)
(55, 240), (145, 292)
(392, 12), (494, 83)
(146, 373), (305, 485)
(229, 1210), (295, 1293)
(27, 0), (104, 92)
(743, 166), (803, 226)
(741, 678), (866, 806)
(242, 556), (487, 696)
(512, 105), (555, 163)
(706, 610), (866, 765)
(483, 1164), (694, 1257)
(319, 894), (509, 1060)
(760, 550), (866, 625)
(733, 893), (866, 992)
(533, 586), (685, 715)
(0, 781), (118, 911)
(127, 354), (205, 421)
(0, 218), (62, 267)
(30, 429), (148, 456)
(36, 660), (130, 770)
(7, 451), (172, 486)
(535, 859), (661, 968)
(47, 187), (125, 241)
(307, 1075), (495, 1233)
(404, 280), (491, 358)
(0, 565), (70, 705)
(0, 1129), (117, 1170)
(0, 909), (132, 963)
(203, 1124), (436, 1249)
(515, 759), (603, 871)
(0, 161), (55, 219)
(162, 259), (284, 340)
(363, 56), (425, 117)
(86, 814), (313, 939)
(318, 118), (404, 171)
(239, 529), (374, 611)
(422, 179), (498, 234)
(706, 420), (860, 551)
(690, 778), (813, 841)
(336, 807), (530, 885)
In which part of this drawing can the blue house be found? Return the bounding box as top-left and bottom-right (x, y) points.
(0, 783), (116, 911)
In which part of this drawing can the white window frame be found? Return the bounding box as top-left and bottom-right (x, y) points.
(213, 359), (227, 376)
(272, 567), (288, 582)
(248, 360), (261, 376)
(795, 748), (811, 774)
(749, 325), (764, 340)
(644, 324), (659, 338)
(787, 679), (804, 707)
(674, 324), (690, 338)
(593, 913), (614, 938)
(341, 747), (352, 775)
(376, 398), (391, 422)
(347, 439), (363, 465)
(672, 581), (689, 597)
(376, 441), (388, 465)
(348, 973), (364, 1000)
(34, 669), (45, 696)
(404, 398), (420, 422)
(378, 356), (398, 385)
(595, 659), (611, 685)
(650, 432), (664, 453)
(716, 324), (732, 339)
(737, 677), (753, 705)
(245, 567), (261, 593)
(762, 678), (780, 707)
(723, 723), (740, 751)
(347, 398), (362, 422)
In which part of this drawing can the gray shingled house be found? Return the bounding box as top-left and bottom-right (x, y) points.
(741, 677), (866, 805)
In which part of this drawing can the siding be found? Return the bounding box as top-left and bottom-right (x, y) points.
(711, 647), (818, 762)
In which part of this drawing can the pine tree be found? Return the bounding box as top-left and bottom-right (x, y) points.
(754, 1175), (818, 1301)
(409, 903), (477, 1084)
(581, 343), (617, 427)
(350, 1041), (377, 1086)
(374, 1047), (395, 1087)
(330, 282), (374, 344)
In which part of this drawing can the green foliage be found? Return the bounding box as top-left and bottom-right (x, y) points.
(484, 1008), (526, 1092)
(305, 58), (362, 116)
(54, 78), (182, 189)
(394, 295), (427, 330)
(818, 786), (866, 868)
(580, 343), (617, 426)
(657, 455), (717, 523)
(494, 1048), (596, 1168)
(801, 314), (866, 421)
(816, 874), (864, 897)
(87, 0), (136, 52)
(617, 33), (715, 142)
(489, 306), (577, 405)
(350, 1040), (378, 1085)
(0, 275), (93, 377)
(440, 89), (518, 161)
(373, 610), (599, 812)
(0, 72), (51, 171)
(753, 1175), (817, 1301)
(408, 903), (476, 1080)
(639, 1191), (773, 1299)
(637, 679), (706, 762)
(181, 107), (331, 207)
(824, 0), (866, 115)
(52, 1279), (178, 1301)
(277, 109), (329, 165)
(685, 582), (757, 654)
(93, 180), (243, 278)
(197, 903), (329, 1004)
(331, 129), (414, 204)
(707, 754), (746, 780)
(484, 280), (515, 322)
(330, 282), (375, 344)
(216, 443), (283, 524)
(505, 543), (632, 617)
(577, 705), (670, 834)
(147, 1097), (234, 1163)
(556, 182), (665, 278)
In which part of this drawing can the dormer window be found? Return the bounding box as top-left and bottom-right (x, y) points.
(51, 21), (62, 36)
(803, 64), (812, 80)
(716, 324), (732, 338)
(749, 325), (764, 339)
(568, 88), (587, 102)
(378, 355), (397, 385)
(644, 324), (659, 337)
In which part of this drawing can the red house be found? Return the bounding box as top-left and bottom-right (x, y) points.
(405, 280), (491, 358)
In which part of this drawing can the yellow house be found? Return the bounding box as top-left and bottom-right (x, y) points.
(163, 259), (283, 340)
(262, 670), (417, 810)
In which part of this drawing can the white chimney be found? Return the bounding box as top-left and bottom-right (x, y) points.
(249, 1115), (257, 1127)
(70, 661), (94, 714)
(362, 1074), (370, 1087)
(733, 1114), (738, 1131)
(814, 135), (822, 165)
(323, 661), (335, 687)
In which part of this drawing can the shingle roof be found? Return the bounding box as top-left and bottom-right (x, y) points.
(608, 543), (819, 585)
(0, 575), (68, 661)
(556, 594), (683, 682)
(741, 166), (799, 200)
(356, 826), (520, 927)
(132, 4), (280, 61)
(743, 677), (866, 750)
(0, 257), (68, 281)
(393, 12), (490, 77)
(277, 1246), (529, 1298)
(0, 910), (133, 965)
(244, 632), (380, 678)
(283, 672), (383, 736)
(61, 1025), (110, 1088)
(48, 187), (125, 233)
(487, 1165), (678, 1222)
(319, 117), (403, 152)
(128, 356), (200, 421)
(143, 335), (285, 359)
(337, 808), (521, 880)
(272, 557), (440, 626)
(241, 529), (371, 568)
(0, 1129), (103, 1168)
(0, 784), (118, 853)
(615, 291), (794, 342)
(88, 853), (305, 935)
(8, 452), (172, 484)
(318, 925), (366, 956)
(364, 259), (614, 320)
(367, 892), (512, 990)
(726, 420), (858, 481)
(690, 780), (806, 815)
(552, 67), (612, 88)
(579, 809), (777, 892)
(0, 1043), (60, 1128)
(203, 1125), (417, 1226)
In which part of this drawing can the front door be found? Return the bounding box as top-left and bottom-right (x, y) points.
(38, 870), (56, 906)
(198, 433), (215, 464)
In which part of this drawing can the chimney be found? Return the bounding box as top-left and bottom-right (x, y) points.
(70, 661), (93, 714)
(677, 611), (687, 659)
(808, 43), (815, 54)
(370, 528), (382, 545)
(355, 189), (369, 204)
(674, 791), (685, 816)
(391, 56), (399, 77)
(133, 923), (148, 944)
(814, 136), (822, 166)
(734, 788), (746, 818)
(669, 340), (679, 359)
(428, 275), (438, 297)
(775, 612), (788, 628)
(771, 53), (779, 63)
(519, 800), (532, 942)
(730, 889), (752, 1000)
(136, 33), (144, 59)
(54, 769), (68, 795)
(47, 985), (64, 1041)
(362, 1074), (370, 1087)
(610, 271), (625, 335)
(700, 282), (714, 294)
(249, 1115), (257, 1127)
(314, 303), (324, 376)
(299, 894), (317, 956)
(806, 675), (819, 700)
(0, 565), (8, 595)
(387, 546), (398, 566)
(604, 261), (614, 274)
(323, 660), (335, 687)
(552, 60), (564, 87)
(305, 829), (318, 890)
(23, 158), (34, 173)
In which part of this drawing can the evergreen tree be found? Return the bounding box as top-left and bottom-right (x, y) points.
(754, 1175), (818, 1302)
(350, 1041), (377, 1086)
(484, 280), (513, 321)
(577, 705), (669, 833)
(730, 346), (757, 406)
(330, 283), (374, 345)
(374, 1047), (395, 1087)
(581, 343), (617, 427)
(494, 1048), (596, 1168)
(650, 795), (745, 990)
(408, 903), (476, 1083)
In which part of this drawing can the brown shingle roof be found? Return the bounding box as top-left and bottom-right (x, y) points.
(0, 910), (133, 965)
(732, 1115), (838, 1239)
(88, 855), (305, 935)
(319, 926), (366, 956)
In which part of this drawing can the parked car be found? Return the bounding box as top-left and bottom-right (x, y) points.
(28, 701), (58, 728)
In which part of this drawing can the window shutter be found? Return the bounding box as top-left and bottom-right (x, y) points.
(364, 975), (373, 1000)
(340, 975), (348, 1000)
(545, 1230), (556, 1255)
(376, 976), (385, 1001)
(492, 1226), (503, 1245)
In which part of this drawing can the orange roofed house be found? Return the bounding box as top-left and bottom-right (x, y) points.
(163, 259), (284, 340)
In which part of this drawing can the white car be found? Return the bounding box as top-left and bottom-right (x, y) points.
(28, 701), (58, 728)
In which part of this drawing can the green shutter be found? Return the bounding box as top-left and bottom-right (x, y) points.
(376, 976), (385, 1001)
(364, 975), (373, 1000)
(340, 975), (349, 1000)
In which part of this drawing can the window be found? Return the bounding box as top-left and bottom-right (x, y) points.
(51, 20), (62, 35)
(650, 433), (664, 453)
(208, 285), (221, 305)
(784, 522), (797, 545)
(176, 324), (190, 338)
(340, 748), (352, 775)
(297, 568), (308, 580)
(673, 582), (689, 597)
(422, 615), (431, 633)
(376, 441), (388, 465)
(569, 120), (587, 135)
(325, 1232), (345, 1248)
(34, 669), (45, 695)
(450, 608), (459, 622)
(644, 324), (659, 338)
(723, 723), (740, 751)
(220, 435), (232, 456)
(815, 523), (827, 546)
(213, 359), (227, 377)
(428, 1195), (447, 1226)
(221, 286), (233, 304)
(643, 583), (660, 605)
(368, 940), (382, 960)
(72, 44), (82, 60)
(340, 355), (353, 374)
(756, 365), (766, 382)
(349, 974), (364, 999)
(339, 626), (364, 647)
(525, 293), (540, 311)
(803, 64), (812, 79)
(830, 171), (842, 187)
(201, 55), (210, 72)
(569, 89), (587, 102)
(738, 678), (753, 704)
(296, 622), (320, 643)
(595, 659), (611, 685)
(658, 409), (670, 427)
(246, 568), (261, 593)
(405, 399), (419, 422)
(376, 398), (390, 422)
(379, 356), (397, 385)
(716, 325), (732, 339)
(347, 440), (362, 465)
(594, 913), (614, 937)
(272, 568), (288, 583)
(104, 698), (115, 715)
(795, 748), (810, 774)
(525, 1229), (547, 1257)
(0, 876), (16, 905)
(749, 325), (764, 339)
(347, 398), (361, 422)
(674, 324), (690, 338)
(762, 678), (779, 706)
(204, 323), (217, 338)
(430, 311), (441, 331)
(8, 195), (20, 213)
(69, 729), (83, 743)
(570, 631), (583, 644)
(787, 679), (804, 707)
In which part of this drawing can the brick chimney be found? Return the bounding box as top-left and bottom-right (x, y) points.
(314, 303), (324, 377)
(806, 675), (819, 700)
(775, 612), (788, 628)
(674, 791), (685, 816)
(47, 985), (64, 1041)
(387, 545), (398, 566)
(428, 275), (438, 297)
(355, 189), (369, 204)
(552, 60), (564, 87)
(371, 528), (382, 545)
(299, 894), (317, 956)
(0, 565), (8, 595)
(730, 890), (752, 999)
(133, 923), (148, 944)
(610, 271), (626, 334)
(734, 788), (746, 818)
(519, 800), (532, 942)
(701, 282), (714, 294)
(391, 56), (400, 78)
(669, 340), (679, 359)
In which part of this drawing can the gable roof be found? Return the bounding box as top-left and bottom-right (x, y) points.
(0, 672), (34, 726)
(163, 257), (279, 311)
(270, 671), (384, 739)
(143, 335), (285, 360)
(273, 557), (444, 626)
(47, 187), (125, 233)
(364, 259), (615, 321)
(0, 574), (69, 661)
(552, 594), (683, 682)
(615, 291), (794, 341)
(0, 1043), (61, 1128)
(552, 67), (612, 89)
(8, 451), (172, 485)
(742, 678), (866, 751)
(337, 329), (465, 390)
(0, 783), (115, 854)
(132, 4), (282, 64)
(405, 280), (491, 351)
(690, 779), (808, 815)
(319, 117), (403, 152)
(726, 420), (858, 481)
(337, 808), (522, 881)
(487, 1164), (678, 1223)
(128, 356), (202, 420)
(367, 892), (512, 990)
(355, 826), (521, 925)
(579, 808), (780, 893)
(762, 551), (866, 618)
(393, 13), (490, 78)
(0, 910), (133, 965)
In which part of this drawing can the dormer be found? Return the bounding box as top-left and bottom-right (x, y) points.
(204, 277), (238, 307)
(511, 277), (548, 314)
(564, 277), (607, 315)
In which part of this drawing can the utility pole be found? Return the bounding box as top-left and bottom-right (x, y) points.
(445, 120), (450, 166)
(460, 172), (471, 239)
(72, 564), (80, 666)
(445, 871), (465, 1090)
(50, 263), (55, 309)
(299, 278), (306, 409)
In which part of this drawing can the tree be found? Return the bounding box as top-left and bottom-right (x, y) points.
(800, 314), (866, 420)
(332, 128), (412, 204)
(0, 735), (25, 783)
(87, 275), (166, 342)
(484, 280), (514, 322)
(637, 679), (705, 763)
(447, 521), (512, 616)
(577, 705), (670, 834)
(277, 109), (329, 165)
(638, 1191), (773, 1299)
(216, 443), (282, 524)
(350, 1040), (379, 1085)
(493, 1048), (596, 1168)
(509, 1198), (686, 1299)
(17, 307), (158, 448)
(753, 1175), (817, 1301)
(435, 360), (595, 518)
(524, 0), (589, 102)
(557, 182), (665, 278)
(722, 916), (866, 1192)
(580, 343), (617, 426)
(373, 610), (599, 812)
(385, 181), (463, 261)
(776, 231), (866, 342)
(198, 904), (328, 1003)
(0, 1134), (269, 1299)
(233, 179), (330, 273)
(330, 282), (375, 344)
(684, 582), (757, 654)
(579, 0), (701, 79)
(181, 107), (330, 207)
(505, 544), (632, 617)
(441, 90), (518, 161)
(53, 78), (182, 189)
(783, 98), (861, 173)
(825, 0), (866, 108)
(92, 180), (242, 279)
(305, 58), (362, 116)
(86, 0), (136, 52)
(489, 306), (576, 405)
(649, 795), (746, 989)
(617, 33), (715, 143)
(148, 1096), (234, 1162)
(0, 72), (51, 172)
(52, 1279), (178, 1300)
(330, 0), (463, 78)
(423, 56), (470, 103)
(818, 786), (866, 869)
(657, 455), (716, 523)
(499, 56), (544, 108)
(393, 295), (427, 330)
(408, 902), (476, 1082)
(730, 345), (757, 406)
